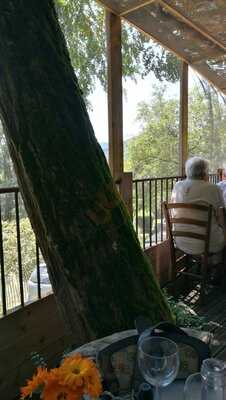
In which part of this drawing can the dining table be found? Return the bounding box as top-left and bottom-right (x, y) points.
(70, 329), (209, 400)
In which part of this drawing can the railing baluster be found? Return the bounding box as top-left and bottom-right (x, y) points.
(155, 179), (158, 244)
(36, 241), (41, 299)
(166, 178), (169, 203)
(135, 181), (138, 235)
(142, 181), (145, 249)
(149, 180), (152, 247)
(0, 199), (7, 316)
(160, 179), (163, 242)
(15, 191), (24, 307)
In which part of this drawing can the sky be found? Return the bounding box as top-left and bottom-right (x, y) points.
(88, 69), (198, 144)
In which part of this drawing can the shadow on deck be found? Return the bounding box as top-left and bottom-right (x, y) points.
(181, 285), (226, 361)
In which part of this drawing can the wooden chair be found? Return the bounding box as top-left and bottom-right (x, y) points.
(162, 202), (224, 302)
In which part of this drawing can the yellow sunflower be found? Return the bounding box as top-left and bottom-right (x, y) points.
(20, 367), (49, 399)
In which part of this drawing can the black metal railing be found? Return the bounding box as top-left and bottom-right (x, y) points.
(0, 171), (222, 317)
(133, 172), (221, 249)
(0, 187), (52, 318)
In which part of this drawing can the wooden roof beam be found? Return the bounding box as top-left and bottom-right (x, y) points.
(159, 0), (226, 55)
(190, 65), (226, 96)
(120, 0), (155, 16)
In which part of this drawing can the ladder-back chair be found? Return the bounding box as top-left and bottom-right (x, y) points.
(162, 202), (221, 302)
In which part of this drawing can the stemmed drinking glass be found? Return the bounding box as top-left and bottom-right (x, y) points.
(138, 336), (180, 400)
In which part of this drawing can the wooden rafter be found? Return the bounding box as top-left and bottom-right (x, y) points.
(95, 0), (118, 15)
(120, 0), (155, 16)
(190, 64), (226, 96)
(159, 0), (226, 54)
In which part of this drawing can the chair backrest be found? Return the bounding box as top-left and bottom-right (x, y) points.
(162, 202), (212, 257)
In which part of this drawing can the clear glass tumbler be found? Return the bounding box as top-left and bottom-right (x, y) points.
(184, 358), (226, 400)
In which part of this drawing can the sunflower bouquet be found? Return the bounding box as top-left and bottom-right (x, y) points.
(20, 353), (103, 400)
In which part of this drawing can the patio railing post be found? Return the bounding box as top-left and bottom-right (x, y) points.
(179, 61), (188, 176)
(120, 172), (133, 217)
(106, 11), (123, 183)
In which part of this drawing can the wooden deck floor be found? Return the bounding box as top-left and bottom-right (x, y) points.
(182, 286), (226, 361)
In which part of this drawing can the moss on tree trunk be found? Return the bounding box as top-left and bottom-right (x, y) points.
(0, 0), (173, 345)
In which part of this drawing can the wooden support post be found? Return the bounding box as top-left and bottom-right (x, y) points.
(179, 61), (188, 176)
(106, 11), (123, 182)
(120, 172), (133, 217)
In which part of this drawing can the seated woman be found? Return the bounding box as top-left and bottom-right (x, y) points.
(171, 156), (225, 255)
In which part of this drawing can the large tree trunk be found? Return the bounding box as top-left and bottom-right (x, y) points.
(0, 0), (172, 344)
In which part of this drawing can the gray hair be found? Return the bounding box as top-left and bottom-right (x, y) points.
(185, 157), (209, 179)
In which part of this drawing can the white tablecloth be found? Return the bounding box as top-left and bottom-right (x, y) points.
(161, 381), (185, 399)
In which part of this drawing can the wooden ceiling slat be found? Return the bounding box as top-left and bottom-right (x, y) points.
(159, 0), (226, 54)
(120, 0), (155, 16)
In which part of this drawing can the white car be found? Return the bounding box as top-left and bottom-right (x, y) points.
(27, 263), (52, 301)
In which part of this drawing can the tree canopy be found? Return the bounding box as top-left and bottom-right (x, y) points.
(55, 0), (180, 99)
(125, 83), (226, 177)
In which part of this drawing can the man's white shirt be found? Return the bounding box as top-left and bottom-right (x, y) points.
(171, 179), (225, 254)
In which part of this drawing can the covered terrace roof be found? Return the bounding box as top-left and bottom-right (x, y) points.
(97, 0), (226, 95)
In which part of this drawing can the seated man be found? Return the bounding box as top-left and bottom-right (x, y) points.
(171, 156), (225, 255)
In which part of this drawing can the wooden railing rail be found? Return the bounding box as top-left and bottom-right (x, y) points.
(132, 172), (221, 249)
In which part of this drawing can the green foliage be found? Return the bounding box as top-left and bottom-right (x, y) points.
(3, 217), (41, 280)
(55, 0), (180, 99)
(126, 82), (226, 178)
(142, 45), (180, 82)
(0, 122), (15, 187)
(188, 83), (226, 171)
(166, 293), (206, 329)
(125, 85), (179, 177)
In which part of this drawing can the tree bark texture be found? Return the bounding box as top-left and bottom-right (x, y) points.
(0, 0), (173, 344)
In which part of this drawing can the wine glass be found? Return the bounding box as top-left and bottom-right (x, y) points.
(138, 336), (179, 400)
